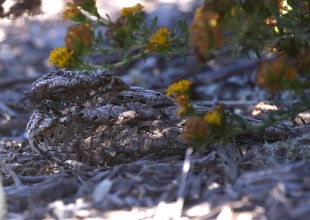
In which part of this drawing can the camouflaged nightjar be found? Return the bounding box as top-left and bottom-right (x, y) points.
(25, 69), (189, 166)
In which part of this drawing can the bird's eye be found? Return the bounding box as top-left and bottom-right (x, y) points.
(51, 88), (68, 99)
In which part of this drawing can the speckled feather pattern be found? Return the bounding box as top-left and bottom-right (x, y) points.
(26, 69), (190, 166)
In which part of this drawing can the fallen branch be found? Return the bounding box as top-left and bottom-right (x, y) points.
(0, 77), (37, 89)
(0, 118), (28, 133)
(193, 59), (258, 83)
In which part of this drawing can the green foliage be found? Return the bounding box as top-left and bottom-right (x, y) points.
(51, 1), (310, 74)
(49, 0), (310, 153)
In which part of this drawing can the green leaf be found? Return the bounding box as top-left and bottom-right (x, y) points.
(150, 17), (158, 31)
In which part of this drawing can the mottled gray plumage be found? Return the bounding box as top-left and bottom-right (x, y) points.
(25, 69), (189, 166)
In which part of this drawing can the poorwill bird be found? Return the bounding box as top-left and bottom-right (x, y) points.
(25, 69), (190, 166)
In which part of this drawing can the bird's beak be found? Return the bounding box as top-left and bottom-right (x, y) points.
(21, 90), (34, 110)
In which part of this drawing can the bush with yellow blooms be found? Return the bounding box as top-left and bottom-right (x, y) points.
(48, 0), (310, 152)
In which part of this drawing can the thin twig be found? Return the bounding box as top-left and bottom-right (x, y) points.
(0, 118), (28, 133)
(193, 59), (258, 83)
(191, 197), (250, 220)
(194, 100), (260, 106)
(0, 77), (37, 89)
(0, 159), (22, 187)
(173, 147), (193, 220)
(0, 102), (18, 117)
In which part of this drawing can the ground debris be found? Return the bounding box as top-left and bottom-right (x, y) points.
(1, 135), (310, 220)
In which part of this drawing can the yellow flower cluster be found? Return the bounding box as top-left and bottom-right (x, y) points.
(256, 54), (298, 92)
(182, 117), (209, 144)
(182, 108), (225, 145)
(49, 47), (73, 68)
(204, 111), (222, 126)
(148, 27), (170, 52)
(65, 23), (93, 50)
(120, 3), (144, 17)
(166, 79), (193, 117)
(189, 3), (226, 61)
(62, 2), (81, 20)
(166, 79), (192, 97)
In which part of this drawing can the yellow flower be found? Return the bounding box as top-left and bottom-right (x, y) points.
(166, 80), (193, 117)
(189, 6), (223, 61)
(65, 23), (93, 51)
(256, 54), (298, 92)
(182, 116), (209, 144)
(62, 2), (82, 20)
(148, 27), (170, 52)
(120, 3), (144, 17)
(194, 6), (204, 20)
(204, 111), (222, 126)
(49, 47), (73, 68)
(166, 79), (192, 97)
